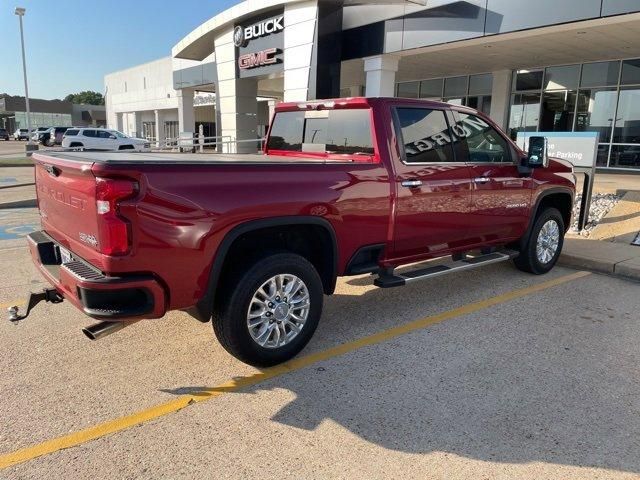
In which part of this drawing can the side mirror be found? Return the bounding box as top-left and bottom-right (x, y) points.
(109, 135), (116, 139)
(526, 136), (548, 168)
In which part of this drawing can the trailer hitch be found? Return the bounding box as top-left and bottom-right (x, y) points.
(7, 288), (63, 324)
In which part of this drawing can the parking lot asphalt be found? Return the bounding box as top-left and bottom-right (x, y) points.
(0, 207), (639, 479)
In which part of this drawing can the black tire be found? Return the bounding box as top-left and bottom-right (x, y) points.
(514, 207), (565, 274)
(212, 253), (323, 367)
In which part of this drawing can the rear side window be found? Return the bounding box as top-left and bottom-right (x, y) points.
(83, 129), (96, 137)
(65, 129), (79, 136)
(267, 109), (374, 155)
(395, 108), (456, 163)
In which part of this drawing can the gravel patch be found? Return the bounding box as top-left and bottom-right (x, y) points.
(569, 193), (620, 236)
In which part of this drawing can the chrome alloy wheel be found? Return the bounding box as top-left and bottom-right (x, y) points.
(536, 219), (560, 264)
(246, 274), (310, 349)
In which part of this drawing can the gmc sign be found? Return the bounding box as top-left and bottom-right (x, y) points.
(238, 48), (280, 70)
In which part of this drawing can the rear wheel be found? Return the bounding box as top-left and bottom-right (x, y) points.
(514, 207), (564, 274)
(212, 253), (323, 367)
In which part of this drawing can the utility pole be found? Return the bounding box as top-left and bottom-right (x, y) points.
(15, 6), (38, 153)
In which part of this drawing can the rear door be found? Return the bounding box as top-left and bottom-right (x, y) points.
(450, 110), (533, 243)
(81, 129), (97, 149)
(391, 106), (474, 260)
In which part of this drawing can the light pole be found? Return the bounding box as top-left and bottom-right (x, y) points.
(14, 6), (37, 152)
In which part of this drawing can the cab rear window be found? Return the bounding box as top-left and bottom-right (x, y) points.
(267, 109), (374, 155)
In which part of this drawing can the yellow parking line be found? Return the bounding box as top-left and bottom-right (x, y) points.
(0, 270), (591, 470)
(0, 301), (24, 309)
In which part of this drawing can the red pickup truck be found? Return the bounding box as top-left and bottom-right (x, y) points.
(12, 97), (575, 366)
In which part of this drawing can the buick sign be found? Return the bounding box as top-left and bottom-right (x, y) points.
(234, 15), (284, 47)
(233, 26), (245, 47)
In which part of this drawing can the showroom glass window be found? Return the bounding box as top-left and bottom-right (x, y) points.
(576, 61), (620, 166)
(509, 69), (543, 138)
(540, 64), (579, 133)
(395, 73), (493, 115)
(508, 59), (640, 169)
(610, 59), (640, 168)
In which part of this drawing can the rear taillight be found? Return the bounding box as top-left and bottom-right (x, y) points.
(95, 177), (138, 256)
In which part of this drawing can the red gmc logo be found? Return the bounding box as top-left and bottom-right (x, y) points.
(238, 48), (280, 70)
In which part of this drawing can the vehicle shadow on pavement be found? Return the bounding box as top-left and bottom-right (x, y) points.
(162, 271), (640, 474)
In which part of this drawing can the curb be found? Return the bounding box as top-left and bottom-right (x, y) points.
(0, 163), (34, 168)
(559, 250), (640, 282)
(0, 182), (35, 190)
(0, 199), (37, 209)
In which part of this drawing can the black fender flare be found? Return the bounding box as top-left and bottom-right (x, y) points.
(519, 187), (574, 250)
(187, 216), (339, 322)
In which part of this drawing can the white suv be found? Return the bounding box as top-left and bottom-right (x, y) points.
(62, 128), (150, 152)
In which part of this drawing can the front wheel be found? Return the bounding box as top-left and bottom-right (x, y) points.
(212, 253), (323, 366)
(514, 207), (565, 274)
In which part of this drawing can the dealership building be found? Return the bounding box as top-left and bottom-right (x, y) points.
(105, 0), (640, 170)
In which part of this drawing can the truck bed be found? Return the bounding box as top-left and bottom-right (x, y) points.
(34, 151), (340, 165)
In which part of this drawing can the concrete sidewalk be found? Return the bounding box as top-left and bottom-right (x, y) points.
(560, 238), (640, 281)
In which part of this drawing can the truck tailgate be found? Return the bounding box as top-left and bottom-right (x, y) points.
(33, 153), (102, 266)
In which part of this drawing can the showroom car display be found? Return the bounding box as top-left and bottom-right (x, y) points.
(12, 97), (575, 366)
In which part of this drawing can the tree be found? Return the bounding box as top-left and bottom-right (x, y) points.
(64, 91), (104, 105)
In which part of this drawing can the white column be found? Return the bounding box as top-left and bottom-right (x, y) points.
(154, 109), (164, 147)
(115, 112), (123, 132)
(129, 112), (138, 137)
(177, 88), (195, 135)
(283, 1), (318, 101)
(364, 55), (399, 97)
(215, 27), (259, 153)
(489, 70), (512, 130)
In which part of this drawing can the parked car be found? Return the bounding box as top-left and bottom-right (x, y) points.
(48, 126), (71, 146)
(16, 97), (576, 366)
(33, 127), (53, 145)
(13, 128), (30, 141)
(62, 128), (150, 152)
(0, 128), (9, 141)
(31, 127), (51, 142)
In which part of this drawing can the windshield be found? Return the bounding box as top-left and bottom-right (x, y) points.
(110, 130), (128, 138)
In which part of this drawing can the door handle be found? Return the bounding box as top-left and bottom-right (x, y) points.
(473, 177), (491, 184)
(401, 180), (423, 188)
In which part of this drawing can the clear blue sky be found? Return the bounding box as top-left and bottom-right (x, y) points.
(0, 0), (238, 100)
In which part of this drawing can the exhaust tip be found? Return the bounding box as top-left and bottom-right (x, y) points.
(82, 320), (132, 341)
(82, 327), (99, 340)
